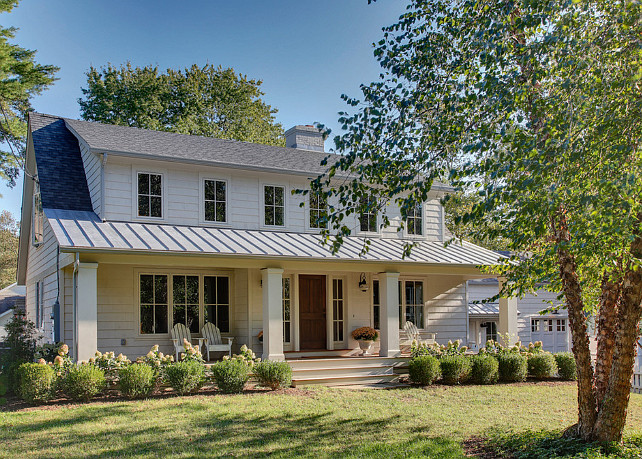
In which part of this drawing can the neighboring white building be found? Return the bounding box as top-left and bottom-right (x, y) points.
(17, 113), (514, 364)
(0, 283), (26, 343)
(467, 278), (569, 353)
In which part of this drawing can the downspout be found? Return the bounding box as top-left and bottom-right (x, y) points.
(72, 252), (79, 360)
(100, 153), (108, 221)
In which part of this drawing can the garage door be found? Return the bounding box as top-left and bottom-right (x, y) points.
(530, 317), (569, 353)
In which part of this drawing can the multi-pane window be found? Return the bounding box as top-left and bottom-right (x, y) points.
(372, 280), (380, 330)
(531, 319), (540, 332)
(264, 185), (285, 226)
(35, 281), (44, 330)
(33, 183), (44, 245)
(481, 321), (498, 342)
(557, 319), (566, 332)
(546, 319), (554, 332)
(204, 179), (226, 222)
(406, 203), (423, 235)
(359, 195), (378, 232)
(399, 280), (424, 328)
(309, 191), (327, 229)
(204, 276), (230, 333)
(138, 173), (162, 218)
(140, 274), (168, 334)
(333, 279), (344, 342)
(173, 275), (200, 333)
(283, 277), (291, 343)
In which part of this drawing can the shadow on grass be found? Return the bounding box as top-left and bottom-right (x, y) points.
(481, 428), (642, 459)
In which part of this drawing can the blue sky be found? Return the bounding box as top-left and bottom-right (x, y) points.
(0, 0), (406, 219)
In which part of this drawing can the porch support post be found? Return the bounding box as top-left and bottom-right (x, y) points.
(379, 272), (401, 357)
(261, 268), (285, 361)
(75, 262), (98, 362)
(498, 277), (518, 346)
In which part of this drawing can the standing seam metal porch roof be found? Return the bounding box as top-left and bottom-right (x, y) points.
(45, 209), (505, 265)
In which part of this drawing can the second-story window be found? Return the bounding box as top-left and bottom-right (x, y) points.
(406, 203), (423, 235)
(309, 191), (327, 229)
(204, 179), (226, 223)
(264, 185), (285, 226)
(359, 195), (378, 233)
(138, 172), (162, 218)
(33, 181), (44, 246)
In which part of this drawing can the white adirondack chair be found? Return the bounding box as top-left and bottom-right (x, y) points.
(401, 321), (437, 351)
(171, 323), (205, 361)
(201, 322), (234, 360)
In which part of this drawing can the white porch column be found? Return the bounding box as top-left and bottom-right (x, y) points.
(379, 272), (401, 357)
(261, 268), (285, 361)
(75, 262), (98, 362)
(498, 277), (518, 346)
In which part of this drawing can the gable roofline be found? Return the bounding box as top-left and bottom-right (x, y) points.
(17, 116), (37, 285)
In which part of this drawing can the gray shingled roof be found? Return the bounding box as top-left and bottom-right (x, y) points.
(30, 113), (93, 211)
(45, 208), (505, 266)
(65, 118), (339, 176)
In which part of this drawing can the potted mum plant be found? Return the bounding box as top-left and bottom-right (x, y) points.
(351, 327), (379, 356)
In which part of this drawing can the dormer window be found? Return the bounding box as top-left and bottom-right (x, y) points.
(406, 203), (423, 235)
(264, 185), (285, 226)
(138, 172), (162, 218)
(33, 181), (44, 246)
(309, 191), (327, 229)
(359, 195), (378, 233)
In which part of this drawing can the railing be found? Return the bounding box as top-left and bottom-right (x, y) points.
(632, 373), (642, 394)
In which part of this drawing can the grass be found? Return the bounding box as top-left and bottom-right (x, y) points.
(0, 382), (641, 458)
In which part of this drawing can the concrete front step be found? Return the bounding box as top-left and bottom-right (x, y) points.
(287, 356), (410, 371)
(292, 373), (402, 387)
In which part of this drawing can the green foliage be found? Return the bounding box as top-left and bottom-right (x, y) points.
(17, 362), (54, 404)
(497, 353), (528, 383)
(528, 353), (558, 380)
(211, 359), (250, 394)
(253, 361), (292, 390)
(411, 340), (467, 358)
(0, 210), (17, 287)
(470, 354), (499, 385)
(79, 63), (284, 147)
(439, 355), (471, 385)
(1, 313), (37, 390)
(0, 1), (57, 186)
(118, 364), (155, 399)
(555, 353), (577, 381)
(408, 355), (441, 386)
(224, 344), (260, 368)
(165, 360), (205, 395)
(136, 344), (174, 381)
(62, 364), (106, 402)
(89, 350), (130, 383)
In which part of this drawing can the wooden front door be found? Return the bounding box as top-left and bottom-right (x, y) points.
(299, 275), (327, 350)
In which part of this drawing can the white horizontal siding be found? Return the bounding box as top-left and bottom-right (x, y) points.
(425, 277), (468, 344)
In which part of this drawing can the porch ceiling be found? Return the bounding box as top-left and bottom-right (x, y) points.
(45, 209), (505, 267)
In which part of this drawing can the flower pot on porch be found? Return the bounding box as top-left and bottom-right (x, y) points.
(358, 339), (374, 356)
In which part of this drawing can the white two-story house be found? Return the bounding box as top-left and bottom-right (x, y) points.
(17, 112), (511, 363)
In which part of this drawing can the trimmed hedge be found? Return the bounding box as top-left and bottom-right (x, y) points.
(439, 355), (471, 385)
(497, 353), (528, 382)
(211, 360), (250, 394)
(17, 363), (55, 404)
(118, 364), (155, 399)
(470, 354), (499, 385)
(408, 355), (441, 385)
(555, 352), (577, 380)
(528, 353), (558, 380)
(253, 361), (292, 390)
(166, 360), (205, 395)
(63, 365), (106, 402)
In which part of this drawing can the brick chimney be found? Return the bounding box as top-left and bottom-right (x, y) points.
(285, 125), (324, 152)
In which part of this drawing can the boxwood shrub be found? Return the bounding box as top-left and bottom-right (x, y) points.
(439, 355), (471, 385)
(408, 355), (441, 385)
(555, 352), (577, 380)
(17, 363), (56, 404)
(470, 354), (499, 385)
(528, 353), (558, 379)
(63, 364), (106, 402)
(497, 353), (528, 382)
(253, 361), (292, 390)
(118, 363), (155, 399)
(211, 359), (250, 394)
(165, 360), (205, 395)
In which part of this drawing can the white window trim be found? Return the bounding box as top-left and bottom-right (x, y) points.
(398, 277), (426, 330)
(134, 267), (234, 338)
(198, 173), (231, 226)
(404, 202), (426, 239)
(356, 196), (380, 236)
(305, 190), (329, 232)
(32, 184), (44, 247)
(131, 169), (168, 222)
(260, 182), (288, 229)
(35, 280), (44, 330)
(282, 275), (293, 350)
(331, 275), (347, 345)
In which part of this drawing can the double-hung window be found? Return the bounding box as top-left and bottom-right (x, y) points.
(137, 172), (162, 218)
(406, 203), (423, 235)
(204, 276), (230, 333)
(359, 195), (378, 233)
(140, 274), (168, 334)
(204, 179), (227, 223)
(33, 182), (44, 245)
(399, 280), (424, 328)
(173, 275), (200, 334)
(264, 185), (285, 226)
(35, 281), (44, 330)
(309, 191), (327, 229)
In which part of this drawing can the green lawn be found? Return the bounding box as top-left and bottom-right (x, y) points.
(1, 382), (642, 458)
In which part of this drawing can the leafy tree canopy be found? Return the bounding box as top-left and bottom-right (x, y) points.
(0, 209), (17, 288)
(0, 0), (57, 186)
(79, 63), (285, 146)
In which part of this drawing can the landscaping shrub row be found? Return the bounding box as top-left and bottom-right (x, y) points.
(409, 340), (577, 386)
(10, 342), (293, 405)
